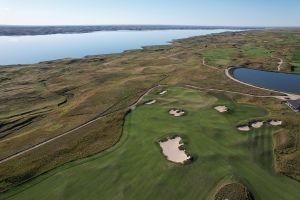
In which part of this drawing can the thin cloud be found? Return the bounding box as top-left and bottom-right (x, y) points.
(0, 7), (9, 11)
(0, 7), (10, 16)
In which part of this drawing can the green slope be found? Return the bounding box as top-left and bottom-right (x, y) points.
(1, 87), (299, 200)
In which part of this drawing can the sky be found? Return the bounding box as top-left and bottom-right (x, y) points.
(0, 0), (299, 27)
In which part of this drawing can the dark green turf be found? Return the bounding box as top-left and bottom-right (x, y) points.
(1, 87), (299, 200)
(290, 47), (300, 73)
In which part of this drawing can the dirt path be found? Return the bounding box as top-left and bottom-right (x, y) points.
(277, 58), (283, 71)
(202, 57), (220, 70)
(1, 59), (298, 164)
(271, 55), (283, 71)
(0, 84), (162, 164)
(184, 84), (287, 100)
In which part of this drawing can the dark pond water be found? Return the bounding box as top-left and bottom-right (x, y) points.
(232, 67), (300, 94)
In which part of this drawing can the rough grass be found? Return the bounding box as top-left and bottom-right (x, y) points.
(1, 87), (299, 200)
(214, 183), (253, 200)
(1, 30), (300, 193)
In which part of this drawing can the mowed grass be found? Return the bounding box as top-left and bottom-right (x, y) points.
(201, 45), (270, 68)
(241, 44), (270, 58)
(1, 87), (300, 200)
(201, 48), (239, 67)
(289, 47), (300, 73)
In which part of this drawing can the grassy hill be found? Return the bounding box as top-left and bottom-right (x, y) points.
(0, 30), (300, 198)
(2, 87), (299, 200)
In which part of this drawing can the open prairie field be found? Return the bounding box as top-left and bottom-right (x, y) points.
(1, 87), (299, 200)
(0, 30), (300, 198)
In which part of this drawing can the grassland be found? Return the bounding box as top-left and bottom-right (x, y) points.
(1, 86), (299, 200)
(241, 44), (270, 58)
(201, 48), (239, 67)
(289, 47), (300, 73)
(201, 44), (270, 68)
(0, 30), (300, 196)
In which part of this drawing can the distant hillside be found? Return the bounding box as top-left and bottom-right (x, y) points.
(0, 25), (264, 36)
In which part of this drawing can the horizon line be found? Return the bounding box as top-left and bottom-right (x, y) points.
(0, 24), (299, 28)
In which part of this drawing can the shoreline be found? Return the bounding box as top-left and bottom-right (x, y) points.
(225, 67), (300, 100)
(0, 29), (238, 66)
(0, 25), (263, 37)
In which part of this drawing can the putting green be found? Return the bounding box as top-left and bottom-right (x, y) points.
(2, 87), (300, 200)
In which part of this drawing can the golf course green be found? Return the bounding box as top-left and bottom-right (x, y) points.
(290, 47), (300, 73)
(1, 86), (300, 200)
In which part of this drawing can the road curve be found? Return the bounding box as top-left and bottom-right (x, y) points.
(277, 58), (283, 71)
(202, 57), (220, 70)
(271, 55), (283, 71)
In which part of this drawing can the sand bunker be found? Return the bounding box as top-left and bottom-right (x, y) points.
(269, 120), (282, 126)
(159, 90), (167, 95)
(251, 121), (264, 128)
(159, 136), (190, 164)
(238, 126), (251, 132)
(169, 109), (185, 117)
(145, 100), (156, 105)
(214, 105), (229, 113)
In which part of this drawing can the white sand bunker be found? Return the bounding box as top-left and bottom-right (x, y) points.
(145, 100), (156, 105)
(159, 90), (167, 95)
(169, 109), (185, 117)
(251, 121), (264, 128)
(269, 120), (283, 126)
(214, 105), (229, 113)
(159, 136), (190, 164)
(237, 126), (251, 131)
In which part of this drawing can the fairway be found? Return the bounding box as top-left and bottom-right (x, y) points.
(290, 47), (300, 73)
(201, 48), (239, 67)
(241, 44), (270, 58)
(1, 87), (299, 200)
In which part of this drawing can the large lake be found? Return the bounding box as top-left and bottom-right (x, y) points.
(0, 29), (232, 65)
(232, 67), (300, 94)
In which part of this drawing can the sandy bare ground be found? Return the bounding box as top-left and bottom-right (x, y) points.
(251, 121), (264, 128)
(214, 105), (229, 113)
(145, 100), (156, 105)
(271, 55), (283, 71)
(169, 109), (185, 117)
(277, 58), (283, 71)
(269, 120), (283, 126)
(237, 126), (251, 131)
(159, 90), (167, 95)
(159, 136), (190, 164)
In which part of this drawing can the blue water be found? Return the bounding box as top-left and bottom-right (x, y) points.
(232, 67), (300, 94)
(0, 29), (232, 65)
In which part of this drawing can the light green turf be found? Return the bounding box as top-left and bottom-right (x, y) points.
(201, 48), (239, 67)
(1, 87), (300, 200)
(241, 44), (270, 58)
(290, 47), (300, 73)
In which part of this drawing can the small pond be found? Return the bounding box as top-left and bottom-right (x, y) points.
(232, 67), (300, 94)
